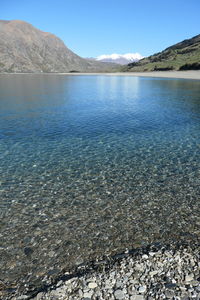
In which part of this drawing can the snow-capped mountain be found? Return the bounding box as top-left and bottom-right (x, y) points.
(95, 53), (144, 65)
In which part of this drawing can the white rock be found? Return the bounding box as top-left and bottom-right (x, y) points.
(88, 281), (98, 289)
(149, 252), (156, 256)
(56, 280), (63, 287)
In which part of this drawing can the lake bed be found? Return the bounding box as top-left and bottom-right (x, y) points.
(0, 74), (200, 298)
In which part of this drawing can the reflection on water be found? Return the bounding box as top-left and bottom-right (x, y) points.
(0, 74), (200, 295)
(96, 75), (140, 100)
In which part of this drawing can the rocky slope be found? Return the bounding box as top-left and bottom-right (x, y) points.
(122, 34), (200, 72)
(0, 20), (116, 73)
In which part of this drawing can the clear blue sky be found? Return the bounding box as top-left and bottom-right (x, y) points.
(1, 0), (200, 58)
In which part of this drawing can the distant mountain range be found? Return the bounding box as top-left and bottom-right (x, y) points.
(93, 53), (144, 65)
(0, 20), (116, 73)
(0, 20), (199, 73)
(122, 34), (200, 72)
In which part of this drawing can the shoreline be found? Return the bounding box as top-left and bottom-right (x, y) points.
(32, 241), (200, 300)
(60, 71), (200, 80)
(6, 240), (200, 300)
(1, 70), (200, 80)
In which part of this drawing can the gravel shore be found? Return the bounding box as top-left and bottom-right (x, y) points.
(2, 71), (200, 80)
(11, 241), (199, 300)
(57, 71), (200, 80)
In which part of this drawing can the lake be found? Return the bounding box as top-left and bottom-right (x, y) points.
(0, 74), (200, 296)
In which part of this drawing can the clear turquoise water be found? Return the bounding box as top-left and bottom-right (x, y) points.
(0, 74), (200, 293)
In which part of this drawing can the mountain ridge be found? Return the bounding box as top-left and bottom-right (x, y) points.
(122, 34), (200, 72)
(0, 20), (116, 73)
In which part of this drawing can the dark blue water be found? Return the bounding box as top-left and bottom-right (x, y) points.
(0, 74), (200, 294)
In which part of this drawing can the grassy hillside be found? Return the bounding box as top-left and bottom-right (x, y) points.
(122, 34), (200, 72)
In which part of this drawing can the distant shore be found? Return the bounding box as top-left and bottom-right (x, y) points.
(1, 70), (200, 80)
(59, 70), (200, 80)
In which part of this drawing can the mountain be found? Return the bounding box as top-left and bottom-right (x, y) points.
(122, 34), (200, 72)
(95, 53), (144, 65)
(0, 20), (116, 73)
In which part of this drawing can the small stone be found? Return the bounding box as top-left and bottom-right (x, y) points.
(135, 263), (143, 271)
(24, 247), (33, 257)
(16, 296), (29, 300)
(56, 280), (63, 287)
(105, 283), (113, 289)
(116, 280), (123, 288)
(83, 291), (93, 299)
(195, 285), (200, 292)
(142, 254), (148, 259)
(165, 283), (177, 289)
(135, 295), (144, 300)
(165, 290), (175, 298)
(128, 284), (136, 295)
(190, 280), (199, 286)
(123, 276), (129, 283)
(149, 270), (158, 276)
(138, 286), (146, 293)
(149, 252), (156, 256)
(78, 289), (83, 297)
(48, 251), (55, 257)
(36, 292), (43, 300)
(114, 289), (125, 299)
(185, 274), (194, 282)
(88, 282), (97, 289)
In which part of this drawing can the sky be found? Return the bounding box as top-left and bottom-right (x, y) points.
(1, 0), (200, 58)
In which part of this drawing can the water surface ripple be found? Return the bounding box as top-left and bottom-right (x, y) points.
(0, 74), (200, 294)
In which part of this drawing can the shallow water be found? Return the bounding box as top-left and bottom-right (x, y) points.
(0, 74), (200, 294)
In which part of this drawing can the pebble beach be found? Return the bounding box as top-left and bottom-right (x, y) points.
(9, 241), (199, 300)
